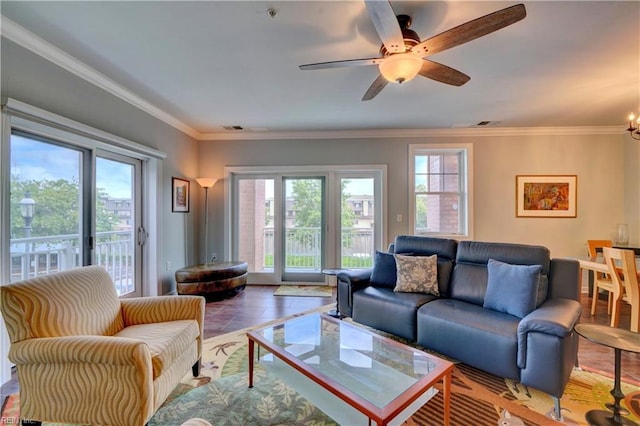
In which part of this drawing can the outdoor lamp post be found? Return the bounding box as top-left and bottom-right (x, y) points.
(20, 191), (36, 238)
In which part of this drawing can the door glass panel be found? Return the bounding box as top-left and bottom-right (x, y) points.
(341, 178), (374, 268)
(237, 178), (275, 274)
(283, 177), (324, 280)
(9, 133), (82, 281)
(96, 157), (136, 296)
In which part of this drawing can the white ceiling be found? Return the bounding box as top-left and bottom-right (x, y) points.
(1, 1), (639, 140)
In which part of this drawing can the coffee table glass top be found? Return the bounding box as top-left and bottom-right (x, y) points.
(251, 313), (447, 409)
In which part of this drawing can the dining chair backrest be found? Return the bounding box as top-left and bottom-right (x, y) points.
(587, 240), (612, 261)
(603, 247), (639, 332)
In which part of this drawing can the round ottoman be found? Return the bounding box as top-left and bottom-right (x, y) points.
(175, 261), (248, 296)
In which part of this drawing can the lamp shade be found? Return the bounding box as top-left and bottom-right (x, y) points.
(196, 178), (217, 188)
(379, 53), (423, 84)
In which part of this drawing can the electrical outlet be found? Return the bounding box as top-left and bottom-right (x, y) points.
(211, 253), (217, 261)
(166, 261), (171, 271)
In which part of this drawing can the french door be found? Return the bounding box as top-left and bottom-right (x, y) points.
(7, 131), (143, 296)
(282, 177), (326, 282)
(229, 166), (385, 285)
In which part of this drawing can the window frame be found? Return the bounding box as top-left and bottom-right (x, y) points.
(409, 143), (474, 240)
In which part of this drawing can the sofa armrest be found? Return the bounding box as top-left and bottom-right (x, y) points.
(8, 335), (152, 367)
(337, 269), (372, 317)
(517, 298), (582, 368)
(337, 269), (372, 286)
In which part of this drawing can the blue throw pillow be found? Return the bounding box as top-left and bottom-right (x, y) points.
(370, 250), (397, 288)
(483, 259), (542, 318)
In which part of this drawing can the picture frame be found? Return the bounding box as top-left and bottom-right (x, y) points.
(172, 177), (190, 213)
(515, 175), (577, 218)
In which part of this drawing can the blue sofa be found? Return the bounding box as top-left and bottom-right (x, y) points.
(337, 235), (582, 419)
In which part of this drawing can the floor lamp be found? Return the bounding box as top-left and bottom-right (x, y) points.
(196, 178), (217, 263)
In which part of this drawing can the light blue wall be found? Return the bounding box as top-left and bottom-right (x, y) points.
(1, 39), (201, 294)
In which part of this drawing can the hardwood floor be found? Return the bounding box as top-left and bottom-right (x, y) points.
(2, 285), (638, 404)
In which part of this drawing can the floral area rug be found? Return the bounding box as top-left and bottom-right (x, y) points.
(156, 323), (640, 426)
(3, 308), (640, 425)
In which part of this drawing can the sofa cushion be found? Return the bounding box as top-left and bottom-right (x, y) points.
(394, 254), (439, 296)
(484, 259), (542, 318)
(369, 250), (397, 288)
(417, 299), (521, 381)
(352, 287), (436, 340)
(115, 319), (199, 379)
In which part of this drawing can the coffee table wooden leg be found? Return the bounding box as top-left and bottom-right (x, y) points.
(248, 337), (254, 388)
(443, 370), (452, 426)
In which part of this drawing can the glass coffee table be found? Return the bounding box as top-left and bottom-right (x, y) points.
(247, 313), (453, 426)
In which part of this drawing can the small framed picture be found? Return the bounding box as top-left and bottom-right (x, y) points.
(172, 177), (190, 213)
(516, 175), (577, 218)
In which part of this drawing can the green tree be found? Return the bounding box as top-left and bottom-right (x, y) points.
(290, 179), (357, 230)
(415, 183), (428, 229)
(10, 178), (120, 239)
(340, 180), (357, 230)
(291, 179), (321, 228)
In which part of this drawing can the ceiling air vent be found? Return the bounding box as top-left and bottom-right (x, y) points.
(223, 125), (244, 131)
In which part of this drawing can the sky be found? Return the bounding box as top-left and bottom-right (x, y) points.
(11, 135), (132, 198)
(12, 134), (373, 201)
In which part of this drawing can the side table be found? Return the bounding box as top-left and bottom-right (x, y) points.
(322, 268), (344, 318)
(575, 324), (640, 426)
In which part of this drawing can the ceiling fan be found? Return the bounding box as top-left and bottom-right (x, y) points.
(299, 2), (526, 101)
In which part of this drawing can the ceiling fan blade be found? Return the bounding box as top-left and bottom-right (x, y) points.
(299, 57), (383, 71)
(365, 0), (405, 53)
(362, 74), (388, 101)
(418, 60), (470, 86)
(411, 4), (526, 57)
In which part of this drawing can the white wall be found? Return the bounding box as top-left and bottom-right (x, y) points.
(198, 131), (636, 260)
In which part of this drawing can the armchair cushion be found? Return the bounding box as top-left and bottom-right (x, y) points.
(1, 265), (124, 340)
(115, 320), (200, 379)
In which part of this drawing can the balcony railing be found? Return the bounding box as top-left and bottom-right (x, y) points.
(9, 231), (134, 296)
(263, 227), (374, 270)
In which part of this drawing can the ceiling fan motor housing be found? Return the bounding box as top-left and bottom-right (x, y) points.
(379, 15), (421, 56)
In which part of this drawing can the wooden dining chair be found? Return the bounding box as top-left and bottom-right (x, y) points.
(602, 247), (640, 332)
(587, 240), (615, 315)
(587, 239), (612, 260)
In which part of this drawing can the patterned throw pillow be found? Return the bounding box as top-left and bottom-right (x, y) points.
(393, 254), (439, 295)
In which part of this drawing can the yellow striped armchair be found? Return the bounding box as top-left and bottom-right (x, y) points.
(0, 265), (205, 426)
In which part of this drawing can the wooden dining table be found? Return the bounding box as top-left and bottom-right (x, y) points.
(613, 243), (640, 257)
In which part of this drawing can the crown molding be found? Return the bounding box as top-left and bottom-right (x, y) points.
(1, 16), (626, 143)
(199, 125), (625, 141)
(1, 16), (201, 140)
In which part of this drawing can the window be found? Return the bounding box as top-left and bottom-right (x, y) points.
(226, 165), (386, 284)
(409, 144), (473, 238)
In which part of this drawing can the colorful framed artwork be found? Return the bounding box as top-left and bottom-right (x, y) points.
(515, 175), (577, 218)
(172, 177), (190, 213)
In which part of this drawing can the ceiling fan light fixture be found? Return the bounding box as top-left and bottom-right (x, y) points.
(379, 53), (422, 84)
